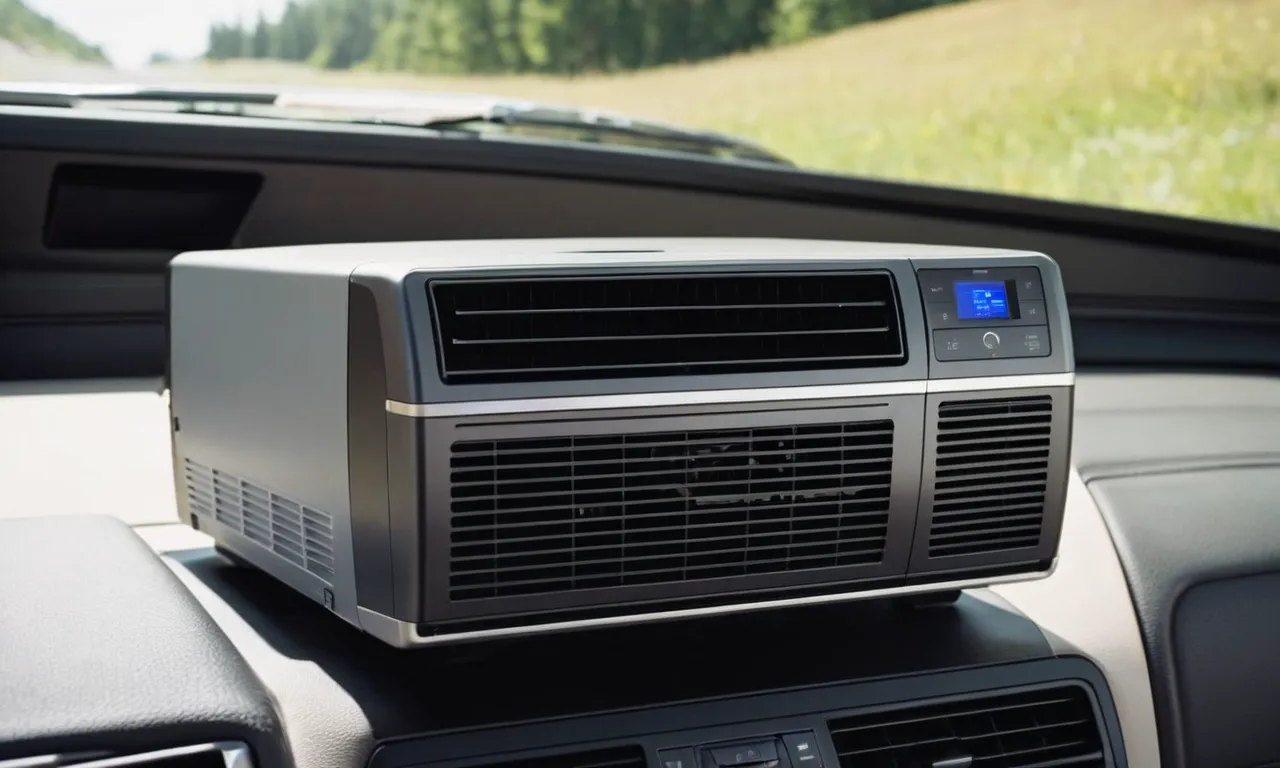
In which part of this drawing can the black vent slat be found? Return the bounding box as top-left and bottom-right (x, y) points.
(466, 747), (646, 768)
(448, 420), (895, 601)
(430, 272), (906, 383)
(828, 686), (1106, 768)
(927, 396), (1053, 560)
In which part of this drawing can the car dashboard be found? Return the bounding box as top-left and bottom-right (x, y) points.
(5, 105), (1280, 768)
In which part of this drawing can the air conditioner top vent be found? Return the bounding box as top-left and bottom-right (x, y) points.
(429, 272), (906, 384)
(827, 686), (1105, 768)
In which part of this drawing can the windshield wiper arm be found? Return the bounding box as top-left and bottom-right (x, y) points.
(418, 104), (793, 166)
(0, 84), (280, 109)
(0, 83), (792, 166)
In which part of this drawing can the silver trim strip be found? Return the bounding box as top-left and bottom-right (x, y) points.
(357, 561), (1057, 647)
(926, 373), (1075, 393)
(385, 373), (1074, 418)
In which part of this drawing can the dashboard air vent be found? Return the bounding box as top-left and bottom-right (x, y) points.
(448, 419), (894, 600)
(927, 396), (1052, 559)
(465, 747), (644, 768)
(2, 744), (252, 768)
(428, 272), (905, 383)
(828, 685), (1106, 768)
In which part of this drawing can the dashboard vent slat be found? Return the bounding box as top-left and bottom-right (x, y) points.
(828, 686), (1106, 768)
(462, 747), (646, 768)
(448, 419), (895, 601)
(429, 272), (906, 383)
(927, 396), (1053, 559)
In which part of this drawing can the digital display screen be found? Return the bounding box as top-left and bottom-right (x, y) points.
(954, 281), (1011, 320)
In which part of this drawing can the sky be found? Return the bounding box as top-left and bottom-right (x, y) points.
(25, 0), (287, 69)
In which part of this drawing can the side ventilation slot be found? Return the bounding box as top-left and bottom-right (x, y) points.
(429, 271), (906, 383)
(927, 395), (1053, 559)
(827, 685), (1107, 767)
(460, 747), (645, 768)
(184, 459), (336, 583)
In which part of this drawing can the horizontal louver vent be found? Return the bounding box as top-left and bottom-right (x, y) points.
(184, 459), (336, 583)
(448, 420), (895, 601)
(928, 396), (1052, 559)
(828, 685), (1106, 768)
(429, 272), (905, 383)
(468, 748), (645, 768)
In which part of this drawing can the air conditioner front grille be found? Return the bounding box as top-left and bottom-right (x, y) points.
(927, 396), (1053, 559)
(429, 272), (906, 383)
(447, 420), (895, 601)
(828, 685), (1106, 768)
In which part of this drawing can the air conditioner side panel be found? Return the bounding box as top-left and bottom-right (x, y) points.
(169, 258), (360, 626)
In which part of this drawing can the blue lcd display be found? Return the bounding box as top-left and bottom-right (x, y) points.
(954, 281), (1010, 320)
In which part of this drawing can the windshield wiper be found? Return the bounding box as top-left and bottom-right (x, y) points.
(412, 103), (793, 166)
(0, 83), (792, 167)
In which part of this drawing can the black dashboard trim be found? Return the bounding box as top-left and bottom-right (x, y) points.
(168, 548), (1058, 740)
(0, 516), (289, 767)
(1089, 467), (1280, 768)
(367, 657), (1124, 768)
(1, 106), (1276, 266)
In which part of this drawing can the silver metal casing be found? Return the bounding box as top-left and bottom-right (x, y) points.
(168, 238), (1074, 647)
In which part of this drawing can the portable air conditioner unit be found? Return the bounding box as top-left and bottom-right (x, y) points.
(168, 238), (1074, 647)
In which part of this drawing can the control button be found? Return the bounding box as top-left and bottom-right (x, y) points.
(982, 331), (1000, 350)
(918, 271), (951, 301)
(927, 302), (959, 328)
(1013, 270), (1044, 301)
(708, 742), (778, 767)
(1011, 326), (1051, 357)
(1018, 300), (1046, 324)
(660, 748), (698, 768)
(934, 329), (970, 362)
(781, 733), (823, 768)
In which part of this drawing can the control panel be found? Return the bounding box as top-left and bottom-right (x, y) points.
(918, 266), (1051, 362)
(658, 732), (823, 768)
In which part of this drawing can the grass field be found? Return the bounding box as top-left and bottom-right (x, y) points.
(14, 0), (1280, 227)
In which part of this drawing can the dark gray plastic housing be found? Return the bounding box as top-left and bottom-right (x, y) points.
(167, 238), (1074, 647)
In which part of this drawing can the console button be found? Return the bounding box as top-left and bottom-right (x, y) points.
(933, 329), (984, 361)
(659, 748), (698, 768)
(781, 733), (823, 768)
(1013, 270), (1044, 301)
(1018, 300), (1047, 324)
(918, 271), (951, 302)
(707, 742), (778, 767)
(981, 331), (1001, 350)
(926, 302), (960, 328)
(1010, 326), (1051, 357)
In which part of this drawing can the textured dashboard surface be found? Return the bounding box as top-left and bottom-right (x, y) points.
(1073, 373), (1280, 768)
(0, 515), (289, 766)
(990, 469), (1160, 768)
(161, 542), (1052, 738)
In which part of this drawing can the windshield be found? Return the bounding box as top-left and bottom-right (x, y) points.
(3, 0), (1276, 228)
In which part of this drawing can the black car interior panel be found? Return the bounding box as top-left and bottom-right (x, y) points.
(0, 515), (288, 766)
